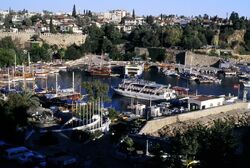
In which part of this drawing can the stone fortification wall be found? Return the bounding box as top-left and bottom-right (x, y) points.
(139, 102), (249, 135)
(184, 51), (221, 66)
(0, 32), (86, 48)
(0, 32), (32, 47)
(39, 33), (86, 48)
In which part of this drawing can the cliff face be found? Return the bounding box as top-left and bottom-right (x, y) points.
(227, 29), (246, 44)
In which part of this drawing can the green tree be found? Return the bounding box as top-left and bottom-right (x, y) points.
(146, 15), (154, 25)
(23, 18), (32, 27)
(109, 46), (123, 61)
(29, 44), (50, 62)
(82, 80), (110, 101)
(4, 14), (13, 29)
(163, 27), (183, 47)
(169, 119), (238, 168)
(6, 91), (40, 127)
(244, 30), (250, 51)
(148, 48), (166, 62)
(132, 9), (135, 19)
(102, 23), (122, 44)
(108, 108), (119, 122)
(121, 137), (134, 152)
(49, 17), (56, 34)
(101, 37), (112, 53)
(30, 14), (42, 25)
(183, 35), (202, 49)
(58, 48), (65, 59)
(0, 48), (15, 67)
(72, 4), (77, 18)
(0, 36), (16, 49)
(65, 44), (82, 60)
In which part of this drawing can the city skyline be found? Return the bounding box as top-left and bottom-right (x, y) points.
(1, 0), (250, 18)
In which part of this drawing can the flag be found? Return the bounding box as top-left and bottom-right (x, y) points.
(233, 84), (240, 89)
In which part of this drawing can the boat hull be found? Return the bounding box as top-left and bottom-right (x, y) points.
(243, 83), (250, 88)
(113, 88), (173, 101)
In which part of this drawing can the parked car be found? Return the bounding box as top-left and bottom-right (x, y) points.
(2, 146), (31, 160)
(48, 155), (77, 168)
(32, 151), (46, 167)
(15, 152), (34, 164)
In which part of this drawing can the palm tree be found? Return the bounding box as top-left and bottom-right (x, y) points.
(19, 90), (40, 108)
(5, 91), (40, 126)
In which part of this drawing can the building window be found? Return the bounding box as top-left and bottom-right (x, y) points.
(210, 103), (213, 107)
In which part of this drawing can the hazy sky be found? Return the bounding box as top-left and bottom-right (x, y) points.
(1, 0), (250, 18)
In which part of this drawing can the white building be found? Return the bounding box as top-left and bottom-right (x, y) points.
(134, 104), (146, 116)
(149, 106), (161, 117)
(125, 64), (144, 78)
(188, 95), (225, 110)
(95, 10), (129, 23)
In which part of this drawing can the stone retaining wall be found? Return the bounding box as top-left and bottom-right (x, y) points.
(139, 102), (250, 135)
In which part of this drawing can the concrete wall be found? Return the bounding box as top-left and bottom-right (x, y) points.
(139, 102), (250, 135)
(184, 51), (221, 66)
(0, 32), (86, 48)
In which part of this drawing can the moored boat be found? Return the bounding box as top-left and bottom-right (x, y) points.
(87, 65), (112, 76)
(113, 78), (176, 101)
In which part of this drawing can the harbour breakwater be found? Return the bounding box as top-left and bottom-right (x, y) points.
(139, 102), (250, 135)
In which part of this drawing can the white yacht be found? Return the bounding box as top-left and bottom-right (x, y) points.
(113, 79), (176, 101)
(125, 64), (144, 78)
(243, 81), (250, 88)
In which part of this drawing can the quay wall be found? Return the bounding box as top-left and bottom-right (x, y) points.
(139, 102), (250, 135)
(0, 32), (86, 48)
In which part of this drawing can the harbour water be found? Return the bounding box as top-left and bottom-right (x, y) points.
(36, 67), (249, 111)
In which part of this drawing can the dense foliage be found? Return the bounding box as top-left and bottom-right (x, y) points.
(147, 118), (250, 168)
(0, 37), (26, 67)
(82, 80), (110, 101)
(0, 91), (40, 142)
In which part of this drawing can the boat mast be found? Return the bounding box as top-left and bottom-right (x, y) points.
(72, 71), (75, 92)
(146, 139), (149, 156)
(98, 97), (101, 128)
(14, 53), (16, 71)
(55, 73), (58, 95)
(28, 52), (31, 73)
(22, 63), (26, 90)
(45, 76), (48, 92)
(12, 67), (15, 88)
(7, 68), (10, 91)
